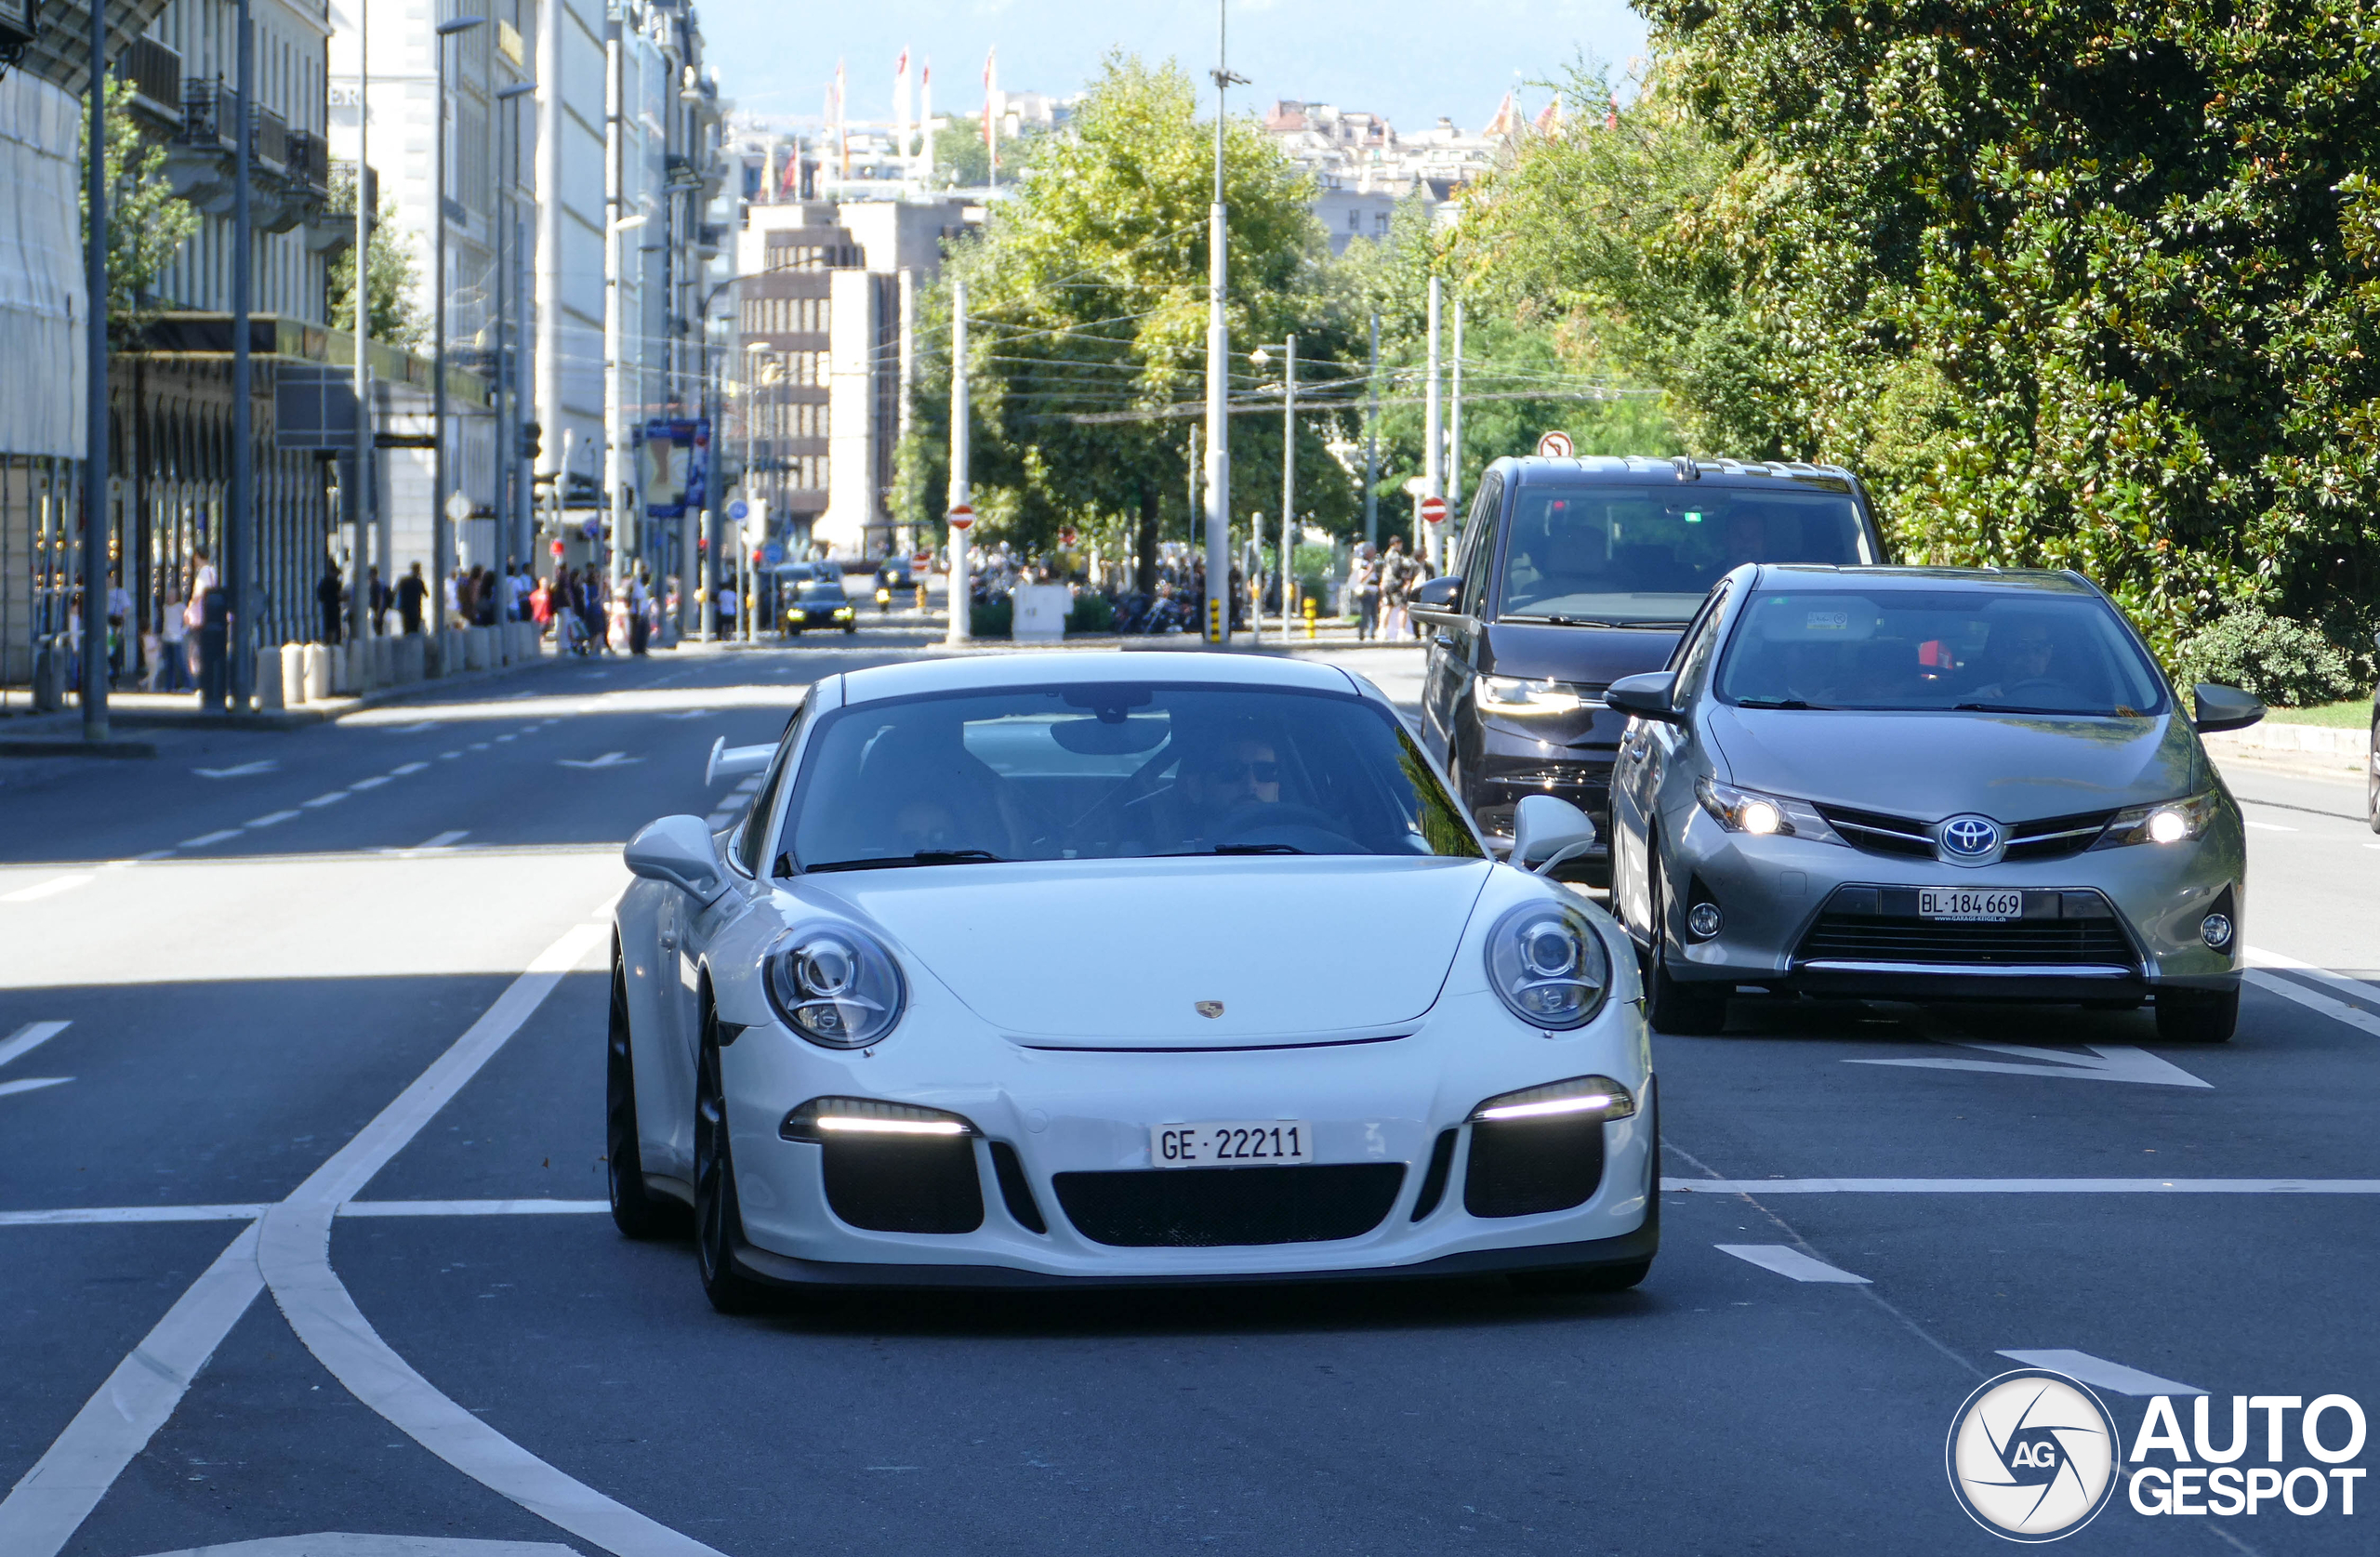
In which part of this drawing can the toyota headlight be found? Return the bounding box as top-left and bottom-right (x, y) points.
(2092, 791), (2220, 850)
(1474, 675), (1592, 718)
(1485, 902), (1611, 1030)
(1694, 778), (1843, 843)
(762, 924), (906, 1049)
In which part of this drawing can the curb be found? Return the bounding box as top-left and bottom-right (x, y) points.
(0, 735), (159, 759)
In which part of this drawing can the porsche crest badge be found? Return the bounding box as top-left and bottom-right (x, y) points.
(1195, 1000), (1224, 1019)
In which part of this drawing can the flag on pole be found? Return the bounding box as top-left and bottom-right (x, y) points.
(1486, 91), (1516, 139)
(921, 59), (935, 184)
(1534, 97), (1561, 135)
(895, 46), (912, 169)
(984, 46), (998, 180)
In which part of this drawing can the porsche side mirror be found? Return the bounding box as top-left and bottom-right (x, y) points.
(1511, 794), (1599, 877)
(707, 736), (774, 785)
(1605, 671), (1683, 723)
(625, 815), (732, 904)
(2192, 682), (2266, 735)
(1408, 573), (1466, 627)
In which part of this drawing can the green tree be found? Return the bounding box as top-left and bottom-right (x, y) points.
(80, 79), (199, 345)
(325, 174), (429, 348)
(903, 53), (1354, 593)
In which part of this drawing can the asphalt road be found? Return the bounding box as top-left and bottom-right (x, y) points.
(1, 638), (2373, 1557)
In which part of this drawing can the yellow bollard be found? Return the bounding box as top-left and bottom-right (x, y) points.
(1304, 596), (1317, 639)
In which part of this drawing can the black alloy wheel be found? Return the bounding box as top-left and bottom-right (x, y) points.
(2155, 985), (2239, 1044)
(1643, 853), (1728, 1036)
(607, 951), (688, 1240)
(693, 1005), (771, 1314)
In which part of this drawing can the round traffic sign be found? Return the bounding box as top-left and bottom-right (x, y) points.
(444, 490), (474, 523)
(947, 502), (975, 532)
(1536, 430), (1574, 458)
(550, 538), (564, 558)
(912, 548), (932, 568)
(1419, 495), (1448, 525)
(728, 499), (749, 521)
(762, 541), (785, 566)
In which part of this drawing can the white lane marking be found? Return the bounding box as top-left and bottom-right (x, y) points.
(2247, 943), (2380, 1004)
(0, 1204), (272, 1226)
(246, 811), (300, 828)
(2244, 969), (2380, 1040)
(178, 830), (243, 849)
(192, 760), (276, 778)
(303, 792), (350, 808)
(1846, 1042), (2210, 1089)
(1715, 1244), (1871, 1284)
(495, 733), (516, 742)
(658, 710), (709, 720)
(1, 875), (92, 904)
(130, 1536), (579, 1557)
(0, 1022), (71, 1068)
(380, 720), (442, 734)
(0, 920), (615, 1557)
(135, 849), (176, 862)
(416, 830), (470, 850)
(391, 761), (430, 775)
(2243, 820), (2297, 832)
(350, 775), (391, 791)
(1996, 1350), (2204, 1396)
(0, 1224), (265, 1557)
(469, 742), (491, 751)
(440, 751), (462, 760)
(0, 1077), (71, 1099)
(558, 751), (640, 769)
(1665, 1177), (2380, 1194)
(337, 1199), (609, 1218)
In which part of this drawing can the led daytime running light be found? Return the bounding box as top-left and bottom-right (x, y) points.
(781, 1096), (976, 1142)
(1470, 1075), (1636, 1125)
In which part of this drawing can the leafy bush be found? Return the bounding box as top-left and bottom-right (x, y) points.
(1064, 593), (1115, 635)
(2172, 607), (2362, 708)
(969, 598), (1012, 639)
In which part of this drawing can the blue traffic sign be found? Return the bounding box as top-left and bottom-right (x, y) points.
(728, 499), (749, 521)
(762, 542), (785, 566)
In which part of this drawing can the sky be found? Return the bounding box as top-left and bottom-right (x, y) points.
(695, 0), (1650, 136)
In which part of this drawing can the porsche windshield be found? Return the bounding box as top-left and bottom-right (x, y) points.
(784, 684), (1483, 870)
(1500, 484), (1871, 626)
(1713, 588), (2170, 716)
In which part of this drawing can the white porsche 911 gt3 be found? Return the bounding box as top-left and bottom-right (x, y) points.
(609, 651), (1658, 1311)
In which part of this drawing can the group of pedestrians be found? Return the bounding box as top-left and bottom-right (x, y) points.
(1346, 534), (1433, 641)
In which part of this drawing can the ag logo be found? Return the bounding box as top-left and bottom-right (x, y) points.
(1947, 1369), (2119, 1541)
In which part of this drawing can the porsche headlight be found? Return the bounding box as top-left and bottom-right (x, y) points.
(1474, 675), (1591, 718)
(762, 925), (906, 1049)
(1694, 778), (1843, 843)
(1484, 902), (1611, 1030)
(2092, 791), (2220, 849)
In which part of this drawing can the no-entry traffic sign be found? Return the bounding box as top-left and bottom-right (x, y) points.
(947, 503), (975, 532)
(1419, 495), (1448, 525)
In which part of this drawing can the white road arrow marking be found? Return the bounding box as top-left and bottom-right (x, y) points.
(1716, 1244), (1871, 1284)
(0, 1077), (72, 1099)
(558, 751), (641, 769)
(0, 1021), (71, 1068)
(1846, 1042), (2212, 1088)
(192, 760), (276, 778)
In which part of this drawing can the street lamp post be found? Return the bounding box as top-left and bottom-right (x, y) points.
(1250, 335), (1296, 641)
(1203, 0), (1244, 645)
(496, 79), (537, 600)
(350, 0), (373, 648)
(430, 15), (484, 677)
(742, 338), (765, 647)
(82, 0), (109, 739)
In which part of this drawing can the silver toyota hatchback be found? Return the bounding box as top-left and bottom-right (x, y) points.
(1604, 566), (2262, 1042)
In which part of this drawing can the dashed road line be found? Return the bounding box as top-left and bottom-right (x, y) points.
(1, 875), (93, 904)
(0, 1077), (71, 1100)
(178, 829), (243, 849)
(1995, 1350), (2204, 1396)
(1716, 1244), (1871, 1284)
(245, 811), (300, 828)
(302, 792), (349, 809)
(350, 775), (390, 790)
(0, 1022), (71, 1067)
(391, 761), (430, 775)
(416, 831), (469, 850)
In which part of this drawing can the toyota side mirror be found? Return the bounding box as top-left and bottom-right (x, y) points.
(1605, 671), (1683, 723)
(1408, 573), (1465, 627)
(625, 815), (732, 904)
(2191, 682), (2265, 735)
(1511, 795), (1599, 876)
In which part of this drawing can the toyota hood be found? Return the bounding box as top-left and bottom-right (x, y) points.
(1703, 706), (2201, 823)
(794, 855), (1494, 1046)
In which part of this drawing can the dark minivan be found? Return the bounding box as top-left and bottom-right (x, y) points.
(1412, 455), (1887, 871)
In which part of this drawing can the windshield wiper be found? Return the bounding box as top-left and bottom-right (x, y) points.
(1951, 702), (2109, 717)
(805, 849), (1007, 873)
(1506, 613), (1693, 629)
(1734, 696), (1831, 710)
(1158, 842), (1311, 857)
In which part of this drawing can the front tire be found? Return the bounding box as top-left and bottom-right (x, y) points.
(694, 1007), (771, 1314)
(607, 950), (687, 1240)
(2155, 985), (2239, 1043)
(1644, 860), (1728, 1036)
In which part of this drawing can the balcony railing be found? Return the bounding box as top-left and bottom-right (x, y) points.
(284, 129), (330, 195)
(179, 82), (241, 149)
(120, 36), (183, 117)
(251, 105), (288, 170)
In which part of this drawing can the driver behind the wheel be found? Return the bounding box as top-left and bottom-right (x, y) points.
(1968, 618), (2058, 702)
(1174, 728), (1283, 845)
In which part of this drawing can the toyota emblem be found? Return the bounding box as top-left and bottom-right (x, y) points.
(1940, 815), (2001, 857)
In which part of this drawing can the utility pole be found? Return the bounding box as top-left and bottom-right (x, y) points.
(604, 6), (629, 602)
(431, 16), (483, 676)
(1448, 296), (1464, 522)
(82, 0), (109, 739)
(1279, 334), (1294, 640)
(1423, 274), (1442, 569)
(945, 275), (971, 646)
(1363, 311), (1380, 550)
(350, 0), (372, 646)
(1203, 0), (1243, 645)
(496, 80), (536, 588)
(229, 0), (255, 707)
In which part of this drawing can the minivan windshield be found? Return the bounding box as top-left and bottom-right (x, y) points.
(1713, 588), (2169, 716)
(784, 684), (1482, 870)
(1499, 484), (1871, 626)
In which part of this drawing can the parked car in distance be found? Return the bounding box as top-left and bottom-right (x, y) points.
(1411, 455), (1887, 877)
(1602, 564), (2261, 1042)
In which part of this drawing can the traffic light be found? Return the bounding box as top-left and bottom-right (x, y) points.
(520, 420), (542, 462)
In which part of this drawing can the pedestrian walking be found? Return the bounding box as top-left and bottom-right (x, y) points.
(367, 565), (391, 635)
(316, 562), (344, 644)
(1349, 544), (1382, 641)
(1378, 535), (1413, 641)
(106, 570), (131, 685)
(396, 561), (429, 635)
(157, 579), (192, 692)
(627, 569), (652, 656)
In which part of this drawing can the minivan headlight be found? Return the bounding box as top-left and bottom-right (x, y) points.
(2092, 791), (2219, 850)
(762, 924), (907, 1049)
(1474, 675), (1591, 717)
(1485, 902), (1611, 1030)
